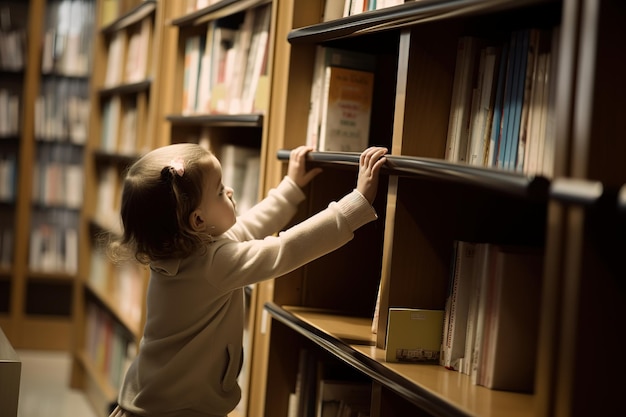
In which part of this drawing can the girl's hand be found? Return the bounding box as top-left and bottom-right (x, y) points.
(288, 146), (323, 188)
(357, 146), (387, 204)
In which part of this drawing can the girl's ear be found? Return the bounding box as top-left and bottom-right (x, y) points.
(189, 209), (205, 232)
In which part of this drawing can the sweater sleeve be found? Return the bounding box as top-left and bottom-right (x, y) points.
(209, 188), (378, 291)
(226, 176), (306, 241)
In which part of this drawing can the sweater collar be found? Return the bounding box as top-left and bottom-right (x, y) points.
(150, 258), (181, 276)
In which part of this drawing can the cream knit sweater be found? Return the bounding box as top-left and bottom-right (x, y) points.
(117, 176), (377, 416)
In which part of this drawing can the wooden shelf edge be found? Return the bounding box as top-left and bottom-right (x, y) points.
(84, 281), (141, 337)
(277, 149), (549, 200)
(98, 79), (152, 97)
(101, 0), (157, 34)
(266, 302), (493, 417)
(287, 0), (553, 44)
(170, 0), (272, 27)
(166, 113), (264, 128)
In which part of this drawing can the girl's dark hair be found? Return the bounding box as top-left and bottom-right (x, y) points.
(109, 143), (214, 264)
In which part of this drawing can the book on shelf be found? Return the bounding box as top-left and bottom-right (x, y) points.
(240, 3), (271, 114)
(219, 144), (260, 216)
(318, 66), (374, 153)
(226, 8), (255, 114)
(181, 35), (203, 115)
(34, 77), (90, 143)
(0, 89), (20, 137)
(323, 0), (345, 22)
(450, 243), (544, 392)
(306, 46), (376, 151)
(184, 6), (270, 115)
(385, 308), (444, 363)
(0, 3), (27, 72)
(28, 209), (79, 274)
(440, 241), (476, 371)
(479, 246), (543, 392)
(316, 380), (371, 417)
(288, 349), (318, 417)
(104, 31), (126, 87)
(445, 36), (480, 164)
(446, 28), (557, 173)
(496, 29), (530, 171)
(31, 143), (83, 209)
(466, 46), (500, 167)
(85, 303), (137, 390)
(0, 152), (17, 202)
(207, 26), (237, 114)
(0, 226), (13, 269)
(100, 96), (122, 152)
(342, 0), (404, 16)
(124, 16), (153, 83)
(95, 165), (122, 233)
(118, 105), (138, 155)
(41, 0), (94, 77)
(524, 27), (558, 177)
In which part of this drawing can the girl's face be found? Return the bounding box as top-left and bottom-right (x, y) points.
(196, 155), (237, 236)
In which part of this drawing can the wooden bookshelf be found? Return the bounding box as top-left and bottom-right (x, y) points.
(247, 1), (626, 417)
(68, 1), (165, 415)
(154, 1), (280, 415)
(0, 0), (96, 351)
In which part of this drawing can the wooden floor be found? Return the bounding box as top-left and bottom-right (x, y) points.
(17, 350), (98, 417)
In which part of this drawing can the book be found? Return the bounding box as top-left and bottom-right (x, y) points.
(466, 46), (500, 166)
(125, 17), (152, 83)
(208, 26), (237, 113)
(481, 247), (543, 392)
(316, 380), (371, 417)
(241, 4), (271, 113)
(181, 35), (203, 114)
(445, 36), (480, 163)
(317, 66), (375, 152)
(385, 308), (444, 363)
(323, 0), (345, 22)
(227, 9), (255, 114)
(219, 144), (260, 216)
(306, 47), (376, 150)
(441, 241), (476, 371)
(104, 31), (126, 87)
(486, 43), (509, 167)
(515, 29), (541, 172)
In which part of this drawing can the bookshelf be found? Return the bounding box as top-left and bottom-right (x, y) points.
(1, 0), (96, 351)
(0, 0), (29, 339)
(154, 1), (279, 416)
(69, 0), (282, 415)
(246, 1), (626, 417)
(68, 1), (165, 415)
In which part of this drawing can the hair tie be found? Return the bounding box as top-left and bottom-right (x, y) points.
(168, 157), (185, 177)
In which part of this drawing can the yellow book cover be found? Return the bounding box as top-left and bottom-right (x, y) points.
(318, 66), (374, 152)
(385, 308), (445, 363)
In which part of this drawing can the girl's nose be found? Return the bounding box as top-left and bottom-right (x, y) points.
(225, 186), (234, 198)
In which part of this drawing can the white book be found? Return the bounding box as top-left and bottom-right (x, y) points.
(220, 145), (260, 215)
(241, 5), (271, 113)
(182, 35), (203, 114)
(228, 9), (255, 114)
(445, 37), (479, 163)
(104, 31), (126, 87)
(467, 47), (498, 166)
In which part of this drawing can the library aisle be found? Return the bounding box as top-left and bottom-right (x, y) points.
(17, 350), (97, 417)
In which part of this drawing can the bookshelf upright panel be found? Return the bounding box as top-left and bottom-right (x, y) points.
(69, 1), (165, 416)
(245, 1), (625, 417)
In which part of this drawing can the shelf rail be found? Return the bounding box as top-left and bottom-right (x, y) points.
(265, 302), (474, 417)
(277, 149), (549, 200)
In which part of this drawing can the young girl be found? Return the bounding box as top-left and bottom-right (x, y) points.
(108, 143), (387, 417)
